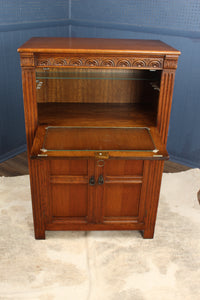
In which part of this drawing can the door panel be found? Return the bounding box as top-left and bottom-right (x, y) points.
(51, 184), (88, 217)
(46, 159), (94, 224)
(104, 183), (142, 217)
(50, 159), (88, 175)
(104, 160), (143, 176)
(98, 159), (146, 223)
(45, 158), (147, 226)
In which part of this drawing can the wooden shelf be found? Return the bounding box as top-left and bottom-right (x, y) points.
(38, 103), (157, 128)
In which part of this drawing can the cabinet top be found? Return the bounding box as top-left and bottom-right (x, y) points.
(18, 37), (180, 55)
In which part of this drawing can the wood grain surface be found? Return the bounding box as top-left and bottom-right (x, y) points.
(38, 103), (157, 127)
(18, 37), (181, 55)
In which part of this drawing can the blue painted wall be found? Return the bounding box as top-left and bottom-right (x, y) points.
(0, 1), (70, 162)
(1, 1), (200, 167)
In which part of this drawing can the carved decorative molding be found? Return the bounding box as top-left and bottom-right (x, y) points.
(101, 59), (115, 67)
(69, 58), (83, 66)
(164, 55), (178, 69)
(36, 56), (164, 69)
(20, 53), (35, 67)
(133, 59), (146, 68)
(116, 59), (131, 67)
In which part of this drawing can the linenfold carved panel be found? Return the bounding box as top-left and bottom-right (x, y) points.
(36, 56), (164, 69)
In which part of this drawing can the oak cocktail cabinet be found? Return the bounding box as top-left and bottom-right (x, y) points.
(18, 37), (180, 239)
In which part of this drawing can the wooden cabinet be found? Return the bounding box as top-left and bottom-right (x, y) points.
(18, 37), (180, 239)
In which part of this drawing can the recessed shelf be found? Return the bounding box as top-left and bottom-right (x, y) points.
(38, 102), (157, 127)
(36, 68), (161, 104)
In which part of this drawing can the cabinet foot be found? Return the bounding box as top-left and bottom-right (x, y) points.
(34, 231), (45, 240)
(143, 228), (155, 239)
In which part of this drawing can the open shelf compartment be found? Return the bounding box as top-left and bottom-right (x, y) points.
(38, 103), (157, 128)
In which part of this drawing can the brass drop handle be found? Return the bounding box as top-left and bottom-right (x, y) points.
(98, 175), (104, 185)
(89, 176), (95, 186)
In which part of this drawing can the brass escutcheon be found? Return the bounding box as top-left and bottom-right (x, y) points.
(94, 151), (109, 159)
(96, 160), (105, 167)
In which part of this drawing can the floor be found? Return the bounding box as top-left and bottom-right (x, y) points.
(1, 168), (200, 299)
(0, 151), (191, 176)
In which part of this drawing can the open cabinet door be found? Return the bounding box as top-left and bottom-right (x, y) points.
(31, 125), (169, 159)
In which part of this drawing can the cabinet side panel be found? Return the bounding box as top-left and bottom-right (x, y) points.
(21, 61), (44, 239)
(29, 159), (48, 239)
(143, 160), (164, 238)
(138, 160), (150, 222)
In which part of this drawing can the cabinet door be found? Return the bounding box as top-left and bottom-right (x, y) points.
(95, 159), (148, 224)
(46, 159), (95, 225)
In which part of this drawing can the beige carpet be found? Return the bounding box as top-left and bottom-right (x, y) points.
(0, 169), (200, 300)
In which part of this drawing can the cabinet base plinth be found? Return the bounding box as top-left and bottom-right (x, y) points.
(34, 228), (155, 240)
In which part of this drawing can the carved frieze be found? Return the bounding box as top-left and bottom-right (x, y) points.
(101, 59), (115, 67)
(36, 56), (164, 69)
(116, 59), (131, 67)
